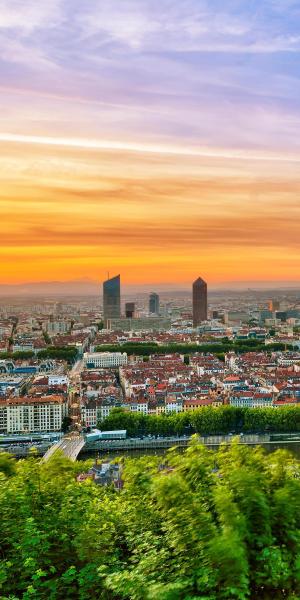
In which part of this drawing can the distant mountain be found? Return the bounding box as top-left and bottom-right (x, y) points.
(0, 280), (299, 298)
(0, 280), (100, 296)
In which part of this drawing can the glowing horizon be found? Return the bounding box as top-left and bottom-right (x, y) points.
(0, 0), (299, 286)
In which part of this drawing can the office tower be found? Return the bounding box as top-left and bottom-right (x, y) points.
(103, 275), (121, 327)
(192, 277), (207, 327)
(149, 292), (160, 315)
(125, 302), (135, 318)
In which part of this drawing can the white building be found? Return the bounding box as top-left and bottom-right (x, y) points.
(165, 399), (183, 413)
(83, 352), (128, 369)
(0, 396), (68, 433)
(48, 374), (69, 386)
(12, 342), (35, 353)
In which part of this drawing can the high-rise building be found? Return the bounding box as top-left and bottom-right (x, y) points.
(149, 292), (159, 315)
(192, 277), (207, 327)
(103, 275), (121, 327)
(125, 302), (135, 318)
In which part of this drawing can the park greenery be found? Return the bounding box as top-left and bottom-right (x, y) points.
(1, 440), (300, 599)
(99, 406), (300, 437)
(0, 339), (292, 365)
(0, 351), (36, 360)
(95, 339), (291, 357)
(36, 346), (78, 363)
(0, 346), (79, 363)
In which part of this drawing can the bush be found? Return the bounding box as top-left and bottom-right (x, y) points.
(1, 440), (300, 598)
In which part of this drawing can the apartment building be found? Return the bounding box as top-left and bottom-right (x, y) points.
(83, 352), (128, 368)
(0, 395), (68, 433)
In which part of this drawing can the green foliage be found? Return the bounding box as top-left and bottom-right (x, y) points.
(99, 406), (300, 438)
(0, 451), (16, 477)
(37, 346), (78, 363)
(95, 341), (292, 356)
(0, 346), (78, 362)
(61, 416), (72, 433)
(1, 440), (300, 598)
(0, 351), (35, 359)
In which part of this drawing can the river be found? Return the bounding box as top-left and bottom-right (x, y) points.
(79, 436), (300, 461)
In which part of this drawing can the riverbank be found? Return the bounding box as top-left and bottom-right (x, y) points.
(3, 432), (300, 459)
(82, 432), (300, 453)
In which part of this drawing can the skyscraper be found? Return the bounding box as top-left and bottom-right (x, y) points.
(149, 292), (159, 315)
(125, 302), (135, 318)
(103, 275), (121, 327)
(192, 277), (207, 327)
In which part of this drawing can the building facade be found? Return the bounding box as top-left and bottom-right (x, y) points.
(0, 396), (68, 433)
(125, 302), (135, 318)
(192, 277), (207, 327)
(107, 317), (171, 331)
(103, 275), (121, 327)
(81, 403), (112, 427)
(83, 352), (128, 368)
(149, 292), (160, 315)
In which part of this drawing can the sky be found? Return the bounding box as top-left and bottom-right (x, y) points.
(0, 0), (300, 288)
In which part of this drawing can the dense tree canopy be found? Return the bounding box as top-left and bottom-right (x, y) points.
(99, 406), (300, 437)
(1, 440), (300, 599)
(0, 351), (35, 360)
(95, 340), (291, 356)
(37, 346), (78, 363)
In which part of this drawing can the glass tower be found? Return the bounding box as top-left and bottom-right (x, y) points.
(149, 292), (159, 315)
(103, 275), (121, 327)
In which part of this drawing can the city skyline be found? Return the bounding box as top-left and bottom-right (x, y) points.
(0, 1), (300, 286)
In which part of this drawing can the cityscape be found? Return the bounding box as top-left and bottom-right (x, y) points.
(0, 275), (300, 448)
(1, 0), (300, 598)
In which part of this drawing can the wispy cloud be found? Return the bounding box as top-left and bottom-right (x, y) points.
(0, 0), (299, 283)
(1, 132), (300, 162)
(78, 1), (300, 54)
(0, 0), (62, 33)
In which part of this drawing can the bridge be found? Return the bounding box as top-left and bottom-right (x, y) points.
(42, 434), (85, 462)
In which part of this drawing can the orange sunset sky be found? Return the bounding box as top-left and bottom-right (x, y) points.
(1, 0), (300, 287)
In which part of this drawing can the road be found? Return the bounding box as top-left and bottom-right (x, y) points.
(68, 358), (84, 428)
(42, 434), (85, 462)
(70, 358), (84, 380)
(69, 358), (84, 396)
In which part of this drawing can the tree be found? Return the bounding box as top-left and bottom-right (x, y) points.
(37, 346), (78, 363)
(1, 440), (300, 598)
(99, 406), (300, 438)
(0, 451), (16, 477)
(61, 416), (72, 433)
